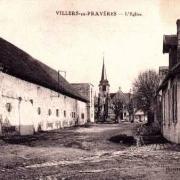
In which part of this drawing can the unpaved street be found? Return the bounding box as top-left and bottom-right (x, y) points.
(0, 123), (180, 180)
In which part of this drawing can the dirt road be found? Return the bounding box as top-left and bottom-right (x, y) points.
(0, 123), (180, 180)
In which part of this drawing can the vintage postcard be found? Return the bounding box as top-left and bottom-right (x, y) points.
(0, 0), (180, 179)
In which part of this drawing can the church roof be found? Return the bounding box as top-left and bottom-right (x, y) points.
(0, 37), (88, 102)
(110, 93), (116, 99)
(110, 91), (131, 104)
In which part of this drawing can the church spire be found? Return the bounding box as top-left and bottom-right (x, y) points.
(101, 56), (108, 81)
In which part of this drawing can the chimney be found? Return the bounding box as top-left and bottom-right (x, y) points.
(176, 19), (180, 62)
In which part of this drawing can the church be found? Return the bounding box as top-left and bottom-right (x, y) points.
(96, 60), (131, 122)
(96, 60), (146, 123)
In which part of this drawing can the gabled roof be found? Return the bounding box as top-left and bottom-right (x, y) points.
(0, 37), (88, 102)
(163, 35), (177, 53)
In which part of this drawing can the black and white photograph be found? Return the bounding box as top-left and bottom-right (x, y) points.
(0, 0), (180, 179)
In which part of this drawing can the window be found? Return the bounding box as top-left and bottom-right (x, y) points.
(56, 109), (59, 117)
(64, 110), (66, 117)
(81, 113), (84, 119)
(6, 103), (12, 112)
(48, 109), (52, 116)
(37, 107), (41, 115)
(102, 85), (106, 91)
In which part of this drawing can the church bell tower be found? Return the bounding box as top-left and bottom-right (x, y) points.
(97, 58), (110, 121)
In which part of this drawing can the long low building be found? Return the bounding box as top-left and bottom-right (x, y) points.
(0, 37), (90, 136)
(157, 19), (180, 143)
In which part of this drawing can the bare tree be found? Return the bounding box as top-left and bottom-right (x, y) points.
(133, 70), (159, 124)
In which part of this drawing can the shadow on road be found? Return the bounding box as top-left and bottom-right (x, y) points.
(109, 134), (170, 146)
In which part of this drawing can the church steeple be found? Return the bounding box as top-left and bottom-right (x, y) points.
(99, 57), (109, 86)
(97, 57), (110, 122)
(101, 58), (107, 81)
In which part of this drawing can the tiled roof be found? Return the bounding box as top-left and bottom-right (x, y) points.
(0, 37), (88, 102)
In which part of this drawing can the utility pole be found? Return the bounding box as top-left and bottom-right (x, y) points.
(57, 70), (60, 97)
(51, 69), (67, 98)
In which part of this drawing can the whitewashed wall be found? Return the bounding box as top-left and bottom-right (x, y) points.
(0, 72), (88, 135)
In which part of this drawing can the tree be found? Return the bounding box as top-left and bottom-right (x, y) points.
(133, 70), (160, 124)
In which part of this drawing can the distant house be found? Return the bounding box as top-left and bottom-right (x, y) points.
(0, 37), (90, 136)
(157, 19), (180, 143)
(134, 110), (147, 123)
(71, 83), (95, 123)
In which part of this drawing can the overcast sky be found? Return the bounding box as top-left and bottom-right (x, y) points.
(0, 0), (180, 94)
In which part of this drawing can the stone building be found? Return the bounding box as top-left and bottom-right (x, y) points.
(157, 19), (180, 143)
(0, 37), (89, 136)
(71, 83), (94, 123)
